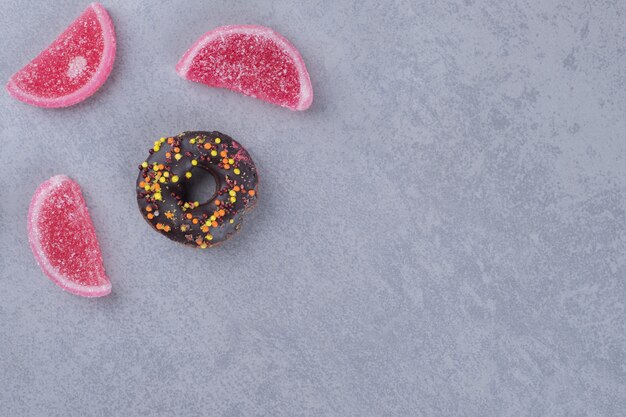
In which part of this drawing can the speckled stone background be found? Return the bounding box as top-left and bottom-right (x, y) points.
(1, 0), (625, 415)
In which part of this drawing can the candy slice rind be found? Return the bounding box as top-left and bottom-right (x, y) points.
(28, 175), (111, 297)
(176, 25), (313, 111)
(6, 3), (116, 108)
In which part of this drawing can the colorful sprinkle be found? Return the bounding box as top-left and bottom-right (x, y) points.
(137, 131), (258, 248)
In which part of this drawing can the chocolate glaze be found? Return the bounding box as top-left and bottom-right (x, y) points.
(136, 131), (259, 248)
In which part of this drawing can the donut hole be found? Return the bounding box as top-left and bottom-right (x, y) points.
(184, 167), (219, 205)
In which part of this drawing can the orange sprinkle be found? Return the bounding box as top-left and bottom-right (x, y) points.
(167, 138), (174, 144)
(147, 213), (154, 220)
(153, 183), (161, 191)
(145, 206), (152, 212)
(195, 238), (203, 245)
(201, 225), (209, 233)
(165, 152), (171, 158)
(186, 213), (193, 219)
(219, 209), (226, 217)
(215, 200), (221, 206)
(156, 223), (164, 230)
(211, 221), (218, 227)
(192, 218), (199, 224)
(204, 143), (211, 150)
(158, 164), (164, 170)
(164, 225), (171, 232)
(220, 150), (227, 157)
(224, 164), (230, 169)
(248, 190), (256, 196)
(174, 147), (180, 153)
(139, 181), (146, 188)
(234, 186), (240, 192)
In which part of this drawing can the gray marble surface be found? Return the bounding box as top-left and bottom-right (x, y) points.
(1, 0), (625, 415)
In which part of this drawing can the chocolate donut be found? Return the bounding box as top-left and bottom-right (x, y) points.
(136, 131), (259, 248)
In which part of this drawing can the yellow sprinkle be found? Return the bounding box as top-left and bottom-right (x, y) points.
(210, 150), (217, 157)
(229, 219), (234, 224)
(233, 168), (241, 175)
(185, 172), (192, 179)
(184, 203), (190, 209)
(171, 175), (179, 183)
(143, 185), (150, 191)
(159, 177), (166, 183)
(160, 137), (166, 143)
(210, 215), (216, 221)
(190, 138), (196, 144)
(194, 201), (200, 207)
(215, 138), (221, 144)
(230, 197), (236, 203)
(141, 161), (148, 168)
(175, 153), (183, 161)
(206, 234), (213, 241)
(228, 158), (234, 165)
(154, 192), (162, 201)
(200, 243), (207, 249)
(153, 164), (160, 171)
(163, 172), (169, 178)
(191, 160), (198, 166)
(229, 190), (236, 197)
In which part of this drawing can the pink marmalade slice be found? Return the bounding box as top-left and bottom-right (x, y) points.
(28, 175), (111, 297)
(176, 25), (313, 111)
(6, 3), (116, 108)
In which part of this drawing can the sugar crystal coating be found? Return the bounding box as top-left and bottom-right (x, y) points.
(28, 175), (110, 297)
(177, 25), (313, 111)
(6, 3), (116, 108)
